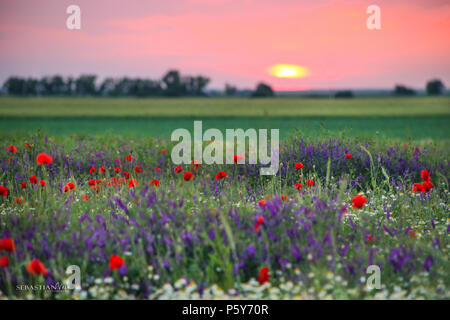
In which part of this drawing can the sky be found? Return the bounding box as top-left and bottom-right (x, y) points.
(0, 0), (449, 91)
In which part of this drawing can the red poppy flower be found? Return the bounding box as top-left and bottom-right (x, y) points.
(25, 142), (31, 149)
(134, 165), (142, 173)
(346, 154), (351, 159)
(109, 254), (125, 270)
(421, 181), (433, 192)
(14, 197), (24, 204)
(184, 172), (194, 181)
(21, 182), (27, 189)
(174, 166), (183, 174)
(0, 186), (7, 197)
(155, 167), (161, 172)
(258, 200), (266, 207)
(114, 167), (121, 173)
(29, 176), (37, 184)
(161, 149), (167, 154)
(82, 195), (89, 201)
(99, 167), (106, 173)
(294, 183), (302, 191)
(281, 195), (289, 201)
(408, 231), (417, 238)
(257, 267), (270, 284)
(216, 171), (227, 180)
(128, 179), (139, 188)
(64, 182), (75, 192)
(150, 179), (159, 187)
(108, 177), (119, 187)
(233, 155), (244, 163)
(36, 153), (53, 165)
(352, 195), (367, 209)
(0, 238), (15, 253)
(7, 145), (17, 154)
(366, 235), (373, 243)
(40, 180), (46, 187)
(124, 172), (130, 179)
(412, 183), (423, 193)
(115, 158), (121, 164)
(26, 259), (48, 276)
(295, 162), (304, 170)
(125, 154), (133, 162)
(88, 179), (96, 186)
(306, 179), (314, 187)
(421, 169), (430, 182)
(89, 167), (97, 174)
(0, 256), (8, 268)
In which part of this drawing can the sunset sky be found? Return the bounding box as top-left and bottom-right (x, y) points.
(1, 0), (449, 91)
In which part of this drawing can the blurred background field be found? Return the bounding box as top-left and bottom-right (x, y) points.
(0, 96), (449, 140)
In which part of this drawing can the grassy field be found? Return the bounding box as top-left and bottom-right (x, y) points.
(0, 96), (449, 300)
(0, 96), (449, 140)
(0, 96), (449, 117)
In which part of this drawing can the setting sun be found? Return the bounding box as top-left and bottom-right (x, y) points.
(269, 64), (309, 78)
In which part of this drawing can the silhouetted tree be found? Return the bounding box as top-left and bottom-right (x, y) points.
(39, 76), (52, 95)
(49, 75), (65, 95)
(162, 70), (186, 97)
(65, 76), (75, 95)
(98, 78), (116, 96)
(132, 79), (162, 97)
(225, 84), (237, 96)
(4, 77), (26, 95)
(24, 78), (39, 95)
(426, 79), (445, 95)
(183, 75), (210, 96)
(252, 82), (274, 97)
(393, 85), (415, 96)
(75, 75), (97, 95)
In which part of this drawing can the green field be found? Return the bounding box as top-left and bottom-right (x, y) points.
(0, 96), (449, 140)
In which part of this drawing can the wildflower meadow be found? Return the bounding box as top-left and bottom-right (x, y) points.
(0, 133), (448, 299)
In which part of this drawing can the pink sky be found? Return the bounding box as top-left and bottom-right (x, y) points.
(0, 0), (449, 90)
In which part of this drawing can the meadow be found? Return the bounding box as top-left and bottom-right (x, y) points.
(0, 96), (449, 139)
(0, 96), (448, 300)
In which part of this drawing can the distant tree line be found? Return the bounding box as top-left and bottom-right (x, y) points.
(393, 79), (445, 96)
(3, 71), (444, 98)
(333, 79), (446, 99)
(2, 70), (212, 97)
